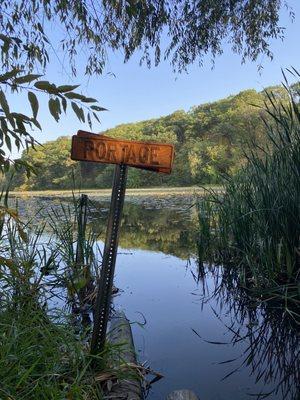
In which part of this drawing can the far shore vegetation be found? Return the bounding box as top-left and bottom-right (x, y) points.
(3, 83), (299, 191)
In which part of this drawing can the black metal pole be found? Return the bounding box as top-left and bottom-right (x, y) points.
(75, 194), (88, 268)
(90, 163), (128, 355)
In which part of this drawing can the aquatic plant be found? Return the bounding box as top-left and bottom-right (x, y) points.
(197, 69), (300, 314)
(48, 193), (102, 327)
(0, 194), (104, 399)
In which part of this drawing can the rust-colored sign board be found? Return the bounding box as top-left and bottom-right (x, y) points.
(71, 130), (174, 174)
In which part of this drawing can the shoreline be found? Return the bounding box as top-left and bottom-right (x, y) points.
(9, 185), (222, 198)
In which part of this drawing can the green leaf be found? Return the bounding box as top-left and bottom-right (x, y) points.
(0, 90), (10, 116)
(87, 112), (92, 129)
(14, 74), (43, 84)
(34, 80), (51, 90)
(71, 102), (84, 122)
(93, 112), (100, 123)
(15, 116), (26, 133)
(54, 98), (61, 115)
(57, 84), (80, 93)
(34, 81), (58, 94)
(0, 34), (12, 44)
(15, 137), (21, 151)
(10, 112), (31, 122)
(31, 118), (42, 130)
(5, 134), (11, 152)
(7, 114), (16, 129)
(61, 97), (67, 113)
(91, 105), (107, 111)
(48, 98), (59, 121)
(0, 68), (22, 82)
(28, 92), (39, 118)
(0, 118), (8, 135)
(81, 97), (98, 103)
(64, 92), (86, 101)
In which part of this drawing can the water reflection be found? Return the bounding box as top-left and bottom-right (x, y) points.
(193, 266), (300, 400)
(12, 196), (198, 259)
(10, 195), (300, 399)
(89, 201), (198, 259)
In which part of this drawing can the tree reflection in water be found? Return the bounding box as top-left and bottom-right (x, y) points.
(193, 265), (300, 400)
(89, 200), (198, 259)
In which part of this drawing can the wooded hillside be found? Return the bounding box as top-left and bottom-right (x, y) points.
(6, 85), (290, 190)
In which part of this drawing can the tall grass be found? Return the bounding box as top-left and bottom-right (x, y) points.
(197, 70), (300, 312)
(48, 194), (101, 327)
(0, 304), (105, 400)
(0, 190), (129, 399)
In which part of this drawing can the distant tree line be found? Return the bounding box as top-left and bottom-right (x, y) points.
(4, 84), (295, 190)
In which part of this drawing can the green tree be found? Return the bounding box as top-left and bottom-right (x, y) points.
(12, 137), (79, 190)
(0, 0), (292, 170)
(6, 84), (296, 190)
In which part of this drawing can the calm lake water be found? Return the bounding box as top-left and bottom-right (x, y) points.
(14, 194), (299, 400)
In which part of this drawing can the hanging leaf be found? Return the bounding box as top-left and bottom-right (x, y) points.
(57, 84), (80, 93)
(71, 102), (84, 122)
(5, 134), (11, 152)
(0, 118), (8, 135)
(15, 137), (20, 151)
(87, 112), (92, 129)
(34, 81), (58, 94)
(15, 116), (26, 133)
(54, 97), (61, 116)
(31, 118), (42, 130)
(14, 74), (43, 84)
(91, 105), (107, 111)
(61, 97), (67, 113)
(7, 114), (16, 129)
(65, 92), (86, 101)
(48, 98), (59, 121)
(81, 97), (98, 103)
(0, 90), (10, 116)
(0, 68), (22, 82)
(28, 91), (39, 118)
(0, 34), (12, 44)
(93, 112), (100, 122)
(34, 80), (52, 90)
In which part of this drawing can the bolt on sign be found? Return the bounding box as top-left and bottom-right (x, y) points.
(71, 130), (174, 174)
(71, 130), (174, 356)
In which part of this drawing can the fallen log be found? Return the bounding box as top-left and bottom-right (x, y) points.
(105, 310), (142, 399)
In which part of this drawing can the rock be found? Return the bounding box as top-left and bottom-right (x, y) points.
(166, 389), (199, 400)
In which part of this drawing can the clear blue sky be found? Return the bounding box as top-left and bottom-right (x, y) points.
(9, 0), (300, 157)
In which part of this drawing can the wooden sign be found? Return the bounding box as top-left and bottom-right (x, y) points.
(71, 129), (175, 355)
(71, 130), (174, 174)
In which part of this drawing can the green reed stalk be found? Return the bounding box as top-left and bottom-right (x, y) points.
(197, 70), (300, 308)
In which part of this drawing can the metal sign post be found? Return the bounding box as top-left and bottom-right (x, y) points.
(70, 130), (174, 355)
(90, 163), (128, 355)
